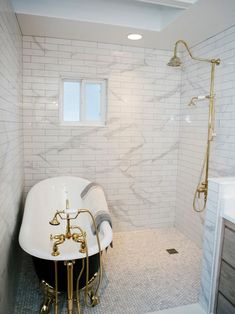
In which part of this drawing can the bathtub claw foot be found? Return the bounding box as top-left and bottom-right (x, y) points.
(89, 291), (100, 307)
(91, 295), (100, 307)
(40, 280), (56, 314)
(40, 303), (51, 314)
(40, 295), (53, 314)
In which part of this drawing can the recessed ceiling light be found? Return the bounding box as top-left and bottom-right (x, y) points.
(127, 33), (143, 41)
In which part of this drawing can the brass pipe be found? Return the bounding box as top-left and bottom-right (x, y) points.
(205, 62), (216, 183)
(169, 40), (220, 212)
(193, 60), (218, 212)
(66, 199), (72, 239)
(66, 261), (74, 314)
(76, 259), (85, 314)
(77, 210), (102, 307)
(173, 40), (220, 64)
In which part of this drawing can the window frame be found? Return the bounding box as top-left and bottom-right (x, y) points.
(60, 77), (107, 127)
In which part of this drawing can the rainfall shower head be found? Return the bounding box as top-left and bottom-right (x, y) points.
(167, 55), (182, 67)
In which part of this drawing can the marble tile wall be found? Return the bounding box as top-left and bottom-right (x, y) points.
(175, 26), (235, 247)
(199, 180), (220, 312)
(0, 0), (23, 312)
(199, 178), (235, 313)
(22, 36), (181, 231)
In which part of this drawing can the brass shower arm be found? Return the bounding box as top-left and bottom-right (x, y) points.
(174, 40), (220, 65)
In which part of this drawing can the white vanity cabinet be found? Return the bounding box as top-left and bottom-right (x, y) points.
(216, 219), (235, 314)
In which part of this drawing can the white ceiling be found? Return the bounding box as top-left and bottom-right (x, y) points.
(11, 0), (193, 32)
(11, 0), (235, 50)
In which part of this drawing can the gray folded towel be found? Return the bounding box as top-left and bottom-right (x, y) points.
(91, 210), (112, 235)
(80, 182), (102, 199)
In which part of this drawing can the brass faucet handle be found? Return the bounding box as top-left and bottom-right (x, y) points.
(50, 233), (66, 243)
(53, 234), (66, 241)
(72, 232), (83, 242)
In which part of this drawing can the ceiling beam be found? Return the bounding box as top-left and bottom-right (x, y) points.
(134, 0), (195, 9)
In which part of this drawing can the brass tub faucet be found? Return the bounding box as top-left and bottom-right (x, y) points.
(48, 199), (103, 313)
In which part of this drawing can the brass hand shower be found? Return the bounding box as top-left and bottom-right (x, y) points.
(168, 40), (220, 212)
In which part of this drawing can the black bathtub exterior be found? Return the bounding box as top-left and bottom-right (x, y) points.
(33, 253), (100, 292)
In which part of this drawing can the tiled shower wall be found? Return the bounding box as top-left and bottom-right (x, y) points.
(175, 25), (235, 247)
(0, 0), (23, 312)
(22, 36), (181, 231)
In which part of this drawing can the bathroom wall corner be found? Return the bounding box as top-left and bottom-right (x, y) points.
(0, 0), (24, 312)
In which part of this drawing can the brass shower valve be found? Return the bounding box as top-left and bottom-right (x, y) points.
(196, 182), (207, 199)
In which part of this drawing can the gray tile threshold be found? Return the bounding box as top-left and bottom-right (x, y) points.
(146, 303), (206, 314)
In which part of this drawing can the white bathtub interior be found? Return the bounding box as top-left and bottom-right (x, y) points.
(19, 176), (112, 260)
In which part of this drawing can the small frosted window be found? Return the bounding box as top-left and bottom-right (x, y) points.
(63, 81), (80, 122)
(61, 79), (106, 126)
(85, 83), (101, 121)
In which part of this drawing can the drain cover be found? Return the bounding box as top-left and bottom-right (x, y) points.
(166, 248), (178, 254)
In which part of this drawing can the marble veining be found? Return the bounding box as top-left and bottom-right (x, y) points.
(199, 178), (235, 312)
(23, 36), (181, 231)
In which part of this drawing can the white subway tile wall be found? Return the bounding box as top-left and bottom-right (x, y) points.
(199, 180), (220, 312)
(175, 26), (235, 247)
(22, 36), (181, 231)
(0, 0), (23, 312)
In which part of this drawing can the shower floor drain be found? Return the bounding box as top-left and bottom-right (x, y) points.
(166, 248), (179, 254)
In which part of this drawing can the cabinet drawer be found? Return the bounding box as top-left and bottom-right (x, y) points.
(219, 261), (235, 305)
(222, 226), (235, 268)
(217, 293), (235, 314)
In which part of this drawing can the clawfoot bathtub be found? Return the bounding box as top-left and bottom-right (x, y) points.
(19, 176), (112, 313)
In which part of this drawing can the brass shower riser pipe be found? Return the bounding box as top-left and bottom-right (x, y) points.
(168, 40), (220, 212)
